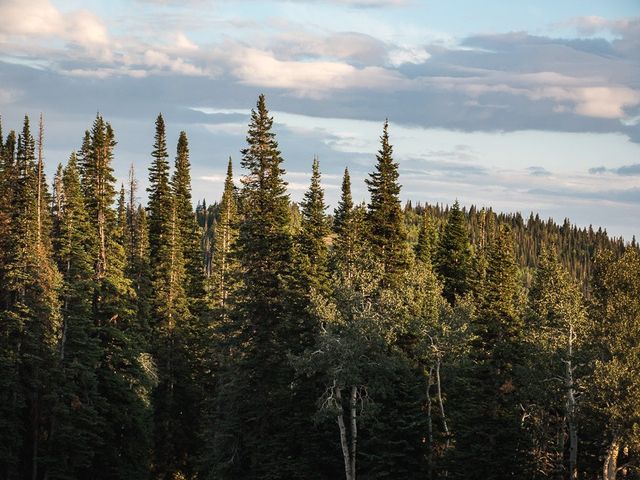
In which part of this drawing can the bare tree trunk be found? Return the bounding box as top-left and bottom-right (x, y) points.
(349, 385), (358, 480)
(426, 366), (434, 480)
(36, 114), (44, 248)
(566, 323), (578, 480)
(435, 357), (450, 449)
(335, 387), (353, 480)
(603, 436), (620, 480)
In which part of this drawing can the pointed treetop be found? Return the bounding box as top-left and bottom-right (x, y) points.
(333, 167), (353, 235)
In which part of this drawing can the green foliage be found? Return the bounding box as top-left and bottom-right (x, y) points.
(297, 157), (330, 292)
(588, 248), (640, 471)
(435, 201), (473, 305)
(365, 121), (409, 286)
(0, 99), (638, 480)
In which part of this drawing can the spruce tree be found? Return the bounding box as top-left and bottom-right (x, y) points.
(172, 131), (204, 301)
(0, 116), (61, 480)
(213, 94), (315, 479)
(48, 153), (103, 478)
(436, 200), (472, 304)
(298, 157), (330, 292)
(146, 115), (194, 479)
(147, 113), (172, 265)
(365, 120), (409, 285)
(415, 209), (438, 264)
(209, 157), (238, 314)
(333, 167), (353, 236)
(79, 114), (153, 480)
(451, 225), (526, 479)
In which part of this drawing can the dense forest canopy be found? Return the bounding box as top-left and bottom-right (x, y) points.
(0, 96), (638, 480)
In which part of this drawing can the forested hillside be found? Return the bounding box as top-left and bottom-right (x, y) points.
(0, 96), (638, 480)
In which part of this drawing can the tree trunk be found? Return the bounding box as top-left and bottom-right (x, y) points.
(435, 357), (450, 449)
(426, 366), (434, 480)
(603, 436), (620, 480)
(566, 323), (578, 480)
(349, 385), (358, 480)
(335, 387), (353, 480)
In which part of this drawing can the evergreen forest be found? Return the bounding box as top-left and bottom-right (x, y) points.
(1, 95), (639, 480)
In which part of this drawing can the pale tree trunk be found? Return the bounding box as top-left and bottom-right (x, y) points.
(603, 436), (620, 480)
(435, 357), (450, 449)
(426, 366), (434, 480)
(335, 385), (358, 480)
(335, 387), (353, 480)
(36, 114), (44, 249)
(566, 323), (578, 480)
(349, 385), (357, 480)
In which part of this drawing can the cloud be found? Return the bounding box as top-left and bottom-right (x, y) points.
(388, 46), (430, 66)
(423, 67), (640, 120)
(0, 0), (109, 46)
(589, 163), (640, 176)
(528, 166), (551, 177)
(143, 49), (207, 76)
(227, 47), (407, 97)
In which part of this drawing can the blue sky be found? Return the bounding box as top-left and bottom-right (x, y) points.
(0, 0), (639, 238)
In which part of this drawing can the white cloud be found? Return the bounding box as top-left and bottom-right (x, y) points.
(143, 49), (207, 76)
(64, 68), (148, 79)
(0, 0), (109, 46)
(388, 46), (430, 66)
(426, 71), (640, 120)
(227, 47), (407, 97)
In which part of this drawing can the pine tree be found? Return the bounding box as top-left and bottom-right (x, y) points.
(415, 209), (438, 265)
(212, 94), (315, 479)
(47, 153), (103, 478)
(332, 168), (359, 280)
(0, 116), (61, 480)
(333, 167), (353, 236)
(298, 157), (330, 291)
(436, 200), (472, 304)
(145, 115), (194, 479)
(79, 114), (153, 480)
(147, 114), (172, 265)
(124, 166), (152, 342)
(451, 225), (526, 479)
(172, 131), (204, 302)
(209, 157), (238, 314)
(365, 120), (409, 285)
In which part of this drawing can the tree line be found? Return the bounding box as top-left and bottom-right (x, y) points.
(0, 95), (638, 480)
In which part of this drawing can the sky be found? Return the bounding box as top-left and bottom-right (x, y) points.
(0, 0), (639, 239)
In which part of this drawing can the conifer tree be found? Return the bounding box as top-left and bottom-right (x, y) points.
(172, 131), (204, 301)
(213, 94), (314, 479)
(147, 114), (172, 264)
(48, 153), (103, 478)
(0, 116), (61, 480)
(298, 157), (330, 291)
(365, 120), (409, 285)
(415, 209), (438, 264)
(209, 157), (238, 314)
(451, 225), (525, 479)
(78, 114), (153, 480)
(436, 200), (472, 304)
(124, 166), (151, 341)
(146, 115), (194, 479)
(333, 167), (353, 236)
